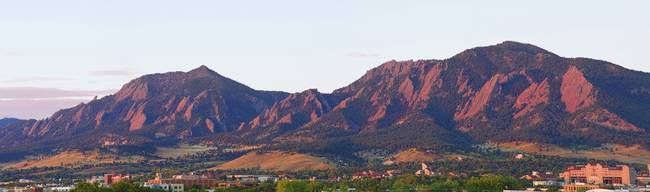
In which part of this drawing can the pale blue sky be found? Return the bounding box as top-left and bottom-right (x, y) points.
(1, 0), (649, 118)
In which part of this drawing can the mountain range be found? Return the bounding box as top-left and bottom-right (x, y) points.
(1, 41), (649, 161)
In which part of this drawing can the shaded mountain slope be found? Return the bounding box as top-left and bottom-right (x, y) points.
(236, 89), (345, 141)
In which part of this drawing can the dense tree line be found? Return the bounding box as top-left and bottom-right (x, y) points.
(69, 174), (526, 192)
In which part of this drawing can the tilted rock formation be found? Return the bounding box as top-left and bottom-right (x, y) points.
(513, 78), (550, 119)
(237, 89), (342, 140)
(561, 66), (596, 113)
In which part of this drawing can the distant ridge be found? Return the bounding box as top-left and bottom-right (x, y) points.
(0, 118), (20, 128)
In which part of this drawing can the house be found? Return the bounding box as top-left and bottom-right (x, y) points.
(515, 154), (525, 159)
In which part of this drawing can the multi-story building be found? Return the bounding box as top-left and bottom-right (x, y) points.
(104, 174), (132, 186)
(560, 163), (636, 191)
(561, 163), (636, 185)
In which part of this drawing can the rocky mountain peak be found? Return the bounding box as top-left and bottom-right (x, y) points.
(187, 65), (220, 77)
(494, 41), (553, 55)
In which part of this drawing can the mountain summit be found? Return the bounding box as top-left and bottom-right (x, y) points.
(1, 41), (649, 156)
(0, 66), (288, 149)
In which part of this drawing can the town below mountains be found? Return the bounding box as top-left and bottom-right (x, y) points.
(1, 41), (650, 191)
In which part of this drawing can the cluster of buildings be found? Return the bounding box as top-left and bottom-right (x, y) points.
(0, 172), (286, 192)
(2, 162), (650, 192)
(144, 173), (280, 190)
(521, 163), (650, 192)
(351, 169), (400, 180)
(84, 173), (133, 187)
(352, 162), (463, 180)
(0, 181), (74, 192)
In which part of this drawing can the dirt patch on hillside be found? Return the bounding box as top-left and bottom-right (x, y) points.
(384, 148), (440, 165)
(4, 150), (144, 169)
(212, 151), (332, 172)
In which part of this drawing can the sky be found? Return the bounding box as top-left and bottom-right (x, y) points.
(1, 0), (649, 119)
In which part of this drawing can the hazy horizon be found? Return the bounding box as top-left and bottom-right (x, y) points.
(1, 0), (649, 119)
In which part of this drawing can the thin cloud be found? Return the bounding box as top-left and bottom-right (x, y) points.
(1, 77), (72, 83)
(0, 87), (115, 100)
(89, 68), (138, 77)
(0, 99), (89, 119)
(0, 87), (116, 119)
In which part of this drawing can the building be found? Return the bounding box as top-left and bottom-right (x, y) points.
(144, 184), (171, 191)
(561, 163), (636, 185)
(43, 186), (74, 192)
(415, 163), (436, 177)
(640, 164), (650, 186)
(226, 175), (278, 183)
(563, 184), (601, 192)
(521, 171), (563, 187)
(561, 163), (636, 192)
(638, 175), (650, 186)
(87, 176), (104, 184)
(104, 174), (132, 186)
(169, 184), (184, 192)
(585, 190), (636, 192)
(12, 187), (43, 192)
(145, 183), (184, 192)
